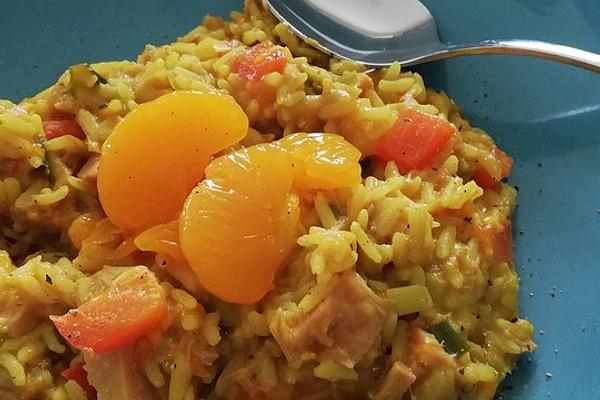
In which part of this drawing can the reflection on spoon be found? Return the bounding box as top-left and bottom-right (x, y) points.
(263, 0), (600, 72)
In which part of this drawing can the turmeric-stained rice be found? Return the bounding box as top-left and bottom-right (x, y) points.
(0, 1), (534, 399)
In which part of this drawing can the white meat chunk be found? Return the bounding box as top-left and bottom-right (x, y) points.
(368, 361), (416, 400)
(0, 294), (38, 336)
(271, 272), (386, 368)
(84, 346), (157, 400)
(77, 155), (99, 182)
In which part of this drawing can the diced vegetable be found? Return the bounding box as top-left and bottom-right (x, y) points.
(70, 64), (106, 87)
(472, 168), (496, 189)
(68, 64), (109, 110)
(473, 147), (513, 189)
(430, 321), (468, 356)
(313, 360), (358, 382)
(42, 119), (85, 140)
(51, 267), (167, 353)
(61, 363), (97, 400)
(90, 69), (108, 85)
(386, 285), (433, 316)
(97, 91), (248, 232)
(375, 109), (455, 173)
(232, 42), (287, 81)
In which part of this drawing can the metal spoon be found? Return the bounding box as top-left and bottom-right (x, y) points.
(263, 0), (600, 72)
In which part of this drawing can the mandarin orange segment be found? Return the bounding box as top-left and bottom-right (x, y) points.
(134, 220), (187, 264)
(276, 133), (362, 190)
(97, 91), (248, 232)
(179, 144), (297, 304)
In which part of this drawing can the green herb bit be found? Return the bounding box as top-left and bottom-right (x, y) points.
(430, 321), (468, 356)
(91, 68), (108, 85)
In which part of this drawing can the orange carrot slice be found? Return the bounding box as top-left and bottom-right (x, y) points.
(376, 109), (455, 173)
(51, 267), (167, 353)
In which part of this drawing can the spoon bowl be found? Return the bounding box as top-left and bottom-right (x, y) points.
(263, 0), (600, 72)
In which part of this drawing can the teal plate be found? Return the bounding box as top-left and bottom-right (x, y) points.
(1, 1), (599, 398)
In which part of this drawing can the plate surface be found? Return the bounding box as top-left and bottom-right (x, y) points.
(1, 0), (599, 398)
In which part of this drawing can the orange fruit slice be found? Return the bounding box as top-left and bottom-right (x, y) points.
(179, 144), (298, 304)
(97, 91), (248, 232)
(276, 132), (362, 190)
(134, 219), (187, 264)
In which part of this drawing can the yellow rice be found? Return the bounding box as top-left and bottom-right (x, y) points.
(0, 1), (534, 399)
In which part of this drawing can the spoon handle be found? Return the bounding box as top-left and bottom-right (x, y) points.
(401, 39), (600, 73)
